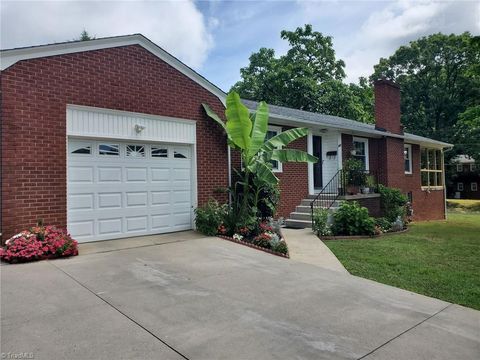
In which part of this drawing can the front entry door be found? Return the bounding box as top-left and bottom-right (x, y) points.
(313, 136), (323, 189)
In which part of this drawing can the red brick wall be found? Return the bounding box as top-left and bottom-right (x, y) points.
(1, 45), (228, 240)
(374, 79), (403, 134)
(229, 125), (308, 219)
(341, 135), (445, 221)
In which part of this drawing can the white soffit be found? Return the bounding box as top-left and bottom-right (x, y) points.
(0, 34), (226, 104)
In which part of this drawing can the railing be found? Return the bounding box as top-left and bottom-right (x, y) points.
(310, 169), (380, 227)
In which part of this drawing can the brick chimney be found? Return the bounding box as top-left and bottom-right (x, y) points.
(374, 79), (403, 134)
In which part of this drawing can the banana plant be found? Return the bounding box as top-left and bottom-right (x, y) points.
(202, 91), (317, 218)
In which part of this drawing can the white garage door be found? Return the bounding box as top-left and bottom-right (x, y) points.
(67, 139), (193, 242)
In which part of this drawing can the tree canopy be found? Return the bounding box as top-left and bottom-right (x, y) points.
(231, 25), (374, 123)
(76, 30), (95, 41)
(371, 32), (480, 159)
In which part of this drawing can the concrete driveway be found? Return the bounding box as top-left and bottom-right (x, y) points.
(1, 232), (479, 360)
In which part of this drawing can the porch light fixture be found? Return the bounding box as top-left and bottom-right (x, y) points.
(134, 124), (146, 134)
(350, 149), (357, 155)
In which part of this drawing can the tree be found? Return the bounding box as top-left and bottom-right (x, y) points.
(231, 25), (374, 122)
(202, 92), (317, 222)
(371, 33), (480, 152)
(454, 105), (480, 163)
(76, 30), (95, 41)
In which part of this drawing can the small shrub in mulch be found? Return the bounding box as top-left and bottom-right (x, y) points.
(0, 225), (78, 263)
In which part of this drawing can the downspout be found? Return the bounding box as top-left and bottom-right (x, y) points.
(227, 145), (232, 204)
(443, 147), (453, 220)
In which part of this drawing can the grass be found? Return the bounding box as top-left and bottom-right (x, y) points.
(447, 199), (480, 212)
(324, 212), (480, 310)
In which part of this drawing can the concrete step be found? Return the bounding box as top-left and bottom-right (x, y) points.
(289, 212), (313, 221)
(296, 205), (313, 213)
(285, 218), (312, 229)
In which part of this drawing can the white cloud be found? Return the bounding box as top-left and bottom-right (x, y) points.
(342, 0), (480, 82)
(0, 0), (214, 69)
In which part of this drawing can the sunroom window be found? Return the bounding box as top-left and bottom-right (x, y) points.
(420, 148), (443, 189)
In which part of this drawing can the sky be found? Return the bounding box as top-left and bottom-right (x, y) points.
(1, 0), (479, 91)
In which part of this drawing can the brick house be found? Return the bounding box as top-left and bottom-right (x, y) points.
(447, 156), (479, 199)
(0, 35), (452, 243)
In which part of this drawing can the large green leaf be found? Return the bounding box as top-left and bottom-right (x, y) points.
(202, 103), (238, 149)
(225, 92), (252, 150)
(247, 101), (269, 160)
(270, 149), (318, 163)
(250, 161), (279, 186)
(261, 127), (310, 151)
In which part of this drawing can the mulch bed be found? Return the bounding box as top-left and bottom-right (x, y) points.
(320, 227), (409, 241)
(217, 235), (289, 258)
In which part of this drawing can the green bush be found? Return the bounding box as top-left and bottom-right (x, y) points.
(332, 201), (375, 236)
(378, 185), (408, 222)
(375, 217), (392, 233)
(194, 200), (227, 236)
(312, 208), (332, 236)
(272, 240), (289, 255)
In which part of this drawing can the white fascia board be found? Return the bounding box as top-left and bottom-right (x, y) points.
(1, 34), (227, 105)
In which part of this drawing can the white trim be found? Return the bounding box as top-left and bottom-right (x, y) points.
(337, 133), (343, 170)
(470, 163), (476, 172)
(352, 137), (369, 171)
(1, 34), (226, 104)
(67, 104), (196, 144)
(268, 125), (283, 173)
(307, 131), (314, 194)
(457, 164), (463, 172)
(404, 144), (412, 174)
(471, 182), (478, 191)
(457, 182), (464, 191)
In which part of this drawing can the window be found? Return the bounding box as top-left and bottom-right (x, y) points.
(352, 137), (369, 170)
(457, 182), (464, 191)
(126, 145), (145, 158)
(151, 146), (168, 158)
(472, 182), (478, 191)
(99, 144), (119, 156)
(457, 164), (463, 172)
(266, 126), (282, 172)
(471, 163), (476, 172)
(174, 147), (190, 159)
(69, 142), (91, 155)
(404, 144), (412, 174)
(420, 148), (443, 188)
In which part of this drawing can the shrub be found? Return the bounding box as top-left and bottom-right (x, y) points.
(375, 217), (392, 233)
(332, 201), (375, 236)
(0, 226), (78, 263)
(312, 208), (332, 236)
(378, 185), (408, 222)
(271, 240), (288, 255)
(194, 200), (227, 236)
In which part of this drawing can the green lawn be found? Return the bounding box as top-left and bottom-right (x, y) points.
(324, 212), (480, 310)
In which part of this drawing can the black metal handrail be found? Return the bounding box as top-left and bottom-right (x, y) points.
(310, 169), (380, 227)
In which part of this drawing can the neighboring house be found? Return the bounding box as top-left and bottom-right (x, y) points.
(0, 34), (452, 243)
(447, 155), (479, 199)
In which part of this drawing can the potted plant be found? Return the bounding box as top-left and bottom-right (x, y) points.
(344, 159), (366, 195)
(362, 175), (376, 194)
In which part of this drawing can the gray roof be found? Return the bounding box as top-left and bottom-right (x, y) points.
(242, 99), (452, 148)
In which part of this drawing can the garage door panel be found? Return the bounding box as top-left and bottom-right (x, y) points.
(125, 167), (148, 182)
(69, 166), (94, 183)
(98, 218), (123, 235)
(126, 216), (148, 232)
(68, 193), (94, 211)
(126, 192), (148, 207)
(98, 192), (123, 209)
(68, 139), (193, 242)
(98, 167), (122, 182)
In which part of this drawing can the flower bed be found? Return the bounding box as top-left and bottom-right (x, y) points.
(0, 225), (78, 263)
(217, 220), (289, 257)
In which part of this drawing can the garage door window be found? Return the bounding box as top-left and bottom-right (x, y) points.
(174, 148), (189, 159)
(151, 146), (168, 158)
(69, 142), (92, 155)
(126, 145), (145, 158)
(99, 144), (119, 156)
